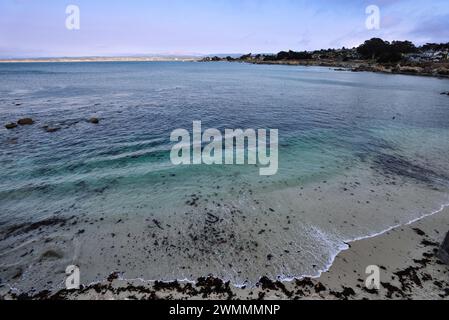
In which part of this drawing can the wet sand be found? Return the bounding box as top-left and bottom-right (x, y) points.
(3, 206), (448, 300)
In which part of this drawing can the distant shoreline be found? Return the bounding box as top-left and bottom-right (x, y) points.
(0, 57), (199, 63)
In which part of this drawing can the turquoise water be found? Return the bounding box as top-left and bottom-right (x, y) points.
(1, 62), (449, 291)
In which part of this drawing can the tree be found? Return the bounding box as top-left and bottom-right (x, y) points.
(421, 42), (449, 51)
(276, 50), (312, 60)
(263, 54), (277, 61)
(357, 38), (389, 59)
(239, 53), (252, 60)
(377, 51), (403, 63)
(391, 41), (416, 54)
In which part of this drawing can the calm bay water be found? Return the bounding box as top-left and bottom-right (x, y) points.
(1, 62), (449, 292)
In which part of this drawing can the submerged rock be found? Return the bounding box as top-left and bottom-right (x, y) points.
(42, 125), (61, 133)
(40, 250), (63, 261)
(18, 118), (34, 125)
(438, 232), (449, 265)
(5, 122), (18, 129)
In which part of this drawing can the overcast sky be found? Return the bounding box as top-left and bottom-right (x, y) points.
(1, 0), (448, 58)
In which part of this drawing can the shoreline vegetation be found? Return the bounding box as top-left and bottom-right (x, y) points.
(201, 38), (449, 79)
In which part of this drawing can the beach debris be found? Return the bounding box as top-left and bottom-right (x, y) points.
(153, 219), (164, 230)
(17, 118), (34, 125)
(186, 194), (199, 207)
(5, 122), (18, 129)
(437, 231), (449, 265)
(330, 287), (356, 299)
(89, 117), (100, 124)
(257, 276), (293, 297)
(205, 212), (219, 224)
(107, 272), (121, 282)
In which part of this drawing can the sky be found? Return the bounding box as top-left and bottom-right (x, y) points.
(0, 0), (448, 58)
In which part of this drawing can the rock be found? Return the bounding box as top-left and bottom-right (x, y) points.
(438, 231), (449, 265)
(5, 123), (17, 129)
(43, 126), (61, 133)
(40, 250), (63, 261)
(436, 68), (449, 76)
(89, 117), (99, 124)
(398, 66), (422, 74)
(352, 64), (373, 72)
(17, 118), (34, 125)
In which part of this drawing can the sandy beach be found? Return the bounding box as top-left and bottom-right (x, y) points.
(3, 205), (448, 300)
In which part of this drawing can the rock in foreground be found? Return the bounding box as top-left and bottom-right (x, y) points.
(5, 123), (18, 129)
(17, 118), (34, 125)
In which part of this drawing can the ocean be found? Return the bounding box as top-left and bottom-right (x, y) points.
(1, 61), (449, 292)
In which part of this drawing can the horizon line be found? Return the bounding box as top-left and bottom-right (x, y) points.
(2, 38), (449, 61)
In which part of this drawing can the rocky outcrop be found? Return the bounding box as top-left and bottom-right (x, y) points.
(398, 66), (422, 74)
(352, 64), (392, 73)
(436, 68), (449, 76)
(17, 118), (34, 125)
(5, 123), (18, 129)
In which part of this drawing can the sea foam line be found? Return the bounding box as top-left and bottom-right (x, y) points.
(277, 201), (449, 283)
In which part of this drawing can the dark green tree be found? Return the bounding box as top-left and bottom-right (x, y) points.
(357, 38), (389, 59)
(391, 41), (417, 54)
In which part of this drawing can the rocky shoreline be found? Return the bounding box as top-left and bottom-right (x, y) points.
(213, 59), (449, 79)
(201, 38), (449, 79)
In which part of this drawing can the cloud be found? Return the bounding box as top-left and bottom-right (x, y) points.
(409, 14), (449, 43)
(1, 0), (448, 57)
